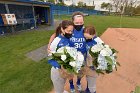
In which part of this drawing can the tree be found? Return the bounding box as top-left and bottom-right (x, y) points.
(38, 0), (54, 3)
(134, 5), (140, 15)
(48, 0), (55, 3)
(59, 0), (63, 3)
(58, 0), (66, 5)
(86, 6), (95, 10)
(69, 4), (76, 7)
(56, 2), (66, 6)
(111, 0), (121, 13)
(83, 3), (87, 7)
(111, 0), (138, 15)
(101, 2), (112, 14)
(77, 1), (84, 7)
(126, 0), (138, 16)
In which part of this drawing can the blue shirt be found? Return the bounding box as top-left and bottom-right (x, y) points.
(48, 34), (70, 69)
(57, 34), (70, 48)
(70, 28), (87, 54)
(86, 36), (97, 51)
(86, 36), (97, 69)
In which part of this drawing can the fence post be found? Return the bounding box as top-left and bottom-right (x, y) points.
(5, 4), (15, 33)
(32, 5), (37, 28)
(67, 6), (69, 15)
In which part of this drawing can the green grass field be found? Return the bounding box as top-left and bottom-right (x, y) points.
(0, 31), (54, 93)
(55, 15), (140, 35)
(0, 15), (140, 93)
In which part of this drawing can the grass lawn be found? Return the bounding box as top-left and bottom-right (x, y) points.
(0, 15), (140, 93)
(0, 30), (54, 93)
(55, 15), (140, 35)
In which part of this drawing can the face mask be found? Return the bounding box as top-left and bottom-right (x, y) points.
(64, 33), (72, 39)
(86, 39), (92, 42)
(74, 24), (84, 31)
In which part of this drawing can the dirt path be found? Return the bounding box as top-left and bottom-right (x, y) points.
(49, 28), (140, 93)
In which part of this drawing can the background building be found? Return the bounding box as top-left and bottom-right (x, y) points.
(0, 0), (53, 33)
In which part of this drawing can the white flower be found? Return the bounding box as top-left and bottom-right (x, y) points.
(66, 47), (77, 60)
(61, 55), (67, 61)
(76, 70), (79, 73)
(69, 61), (76, 67)
(75, 61), (83, 68)
(57, 47), (65, 53)
(65, 46), (71, 50)
(97, 54), (108, 70)
(50, 46), (85, 74)
(76, 52), (84, 62)
(113, 53), (116, 56)
(100, 47), (112, 56)
(104, 45), (109, 48)
(94, 37), (104, 44)
(91, 44), (104, 53)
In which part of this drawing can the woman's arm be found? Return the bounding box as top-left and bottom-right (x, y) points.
(47, 33), (56, 53)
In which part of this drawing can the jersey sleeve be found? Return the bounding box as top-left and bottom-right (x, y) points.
(49, 37), (61, 69)
(50, 37), (61, 52)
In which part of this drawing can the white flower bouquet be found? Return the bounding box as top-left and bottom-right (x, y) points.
(89, 37), (120, 74)
(48, 46), (84, 74)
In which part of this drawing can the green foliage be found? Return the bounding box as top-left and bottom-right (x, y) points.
(0, 30), (55, 93)
(77, 1), (85, 7)
(105, 56), (113, 65)
(38, 0), (54, 3)
(89, 43), (121, 74)
(131, 86), (140, 93)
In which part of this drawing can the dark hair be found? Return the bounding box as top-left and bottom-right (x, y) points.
(72, 11), (84, 21)
(56, 20), (74, 36)
(56, 23), (62, 36)
(84, 26), (96, 35)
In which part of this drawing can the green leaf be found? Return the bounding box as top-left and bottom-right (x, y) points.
(69, 57), (74, 62)
(106, 69), (113, 74)
(89, 48), (95, 57)
(57, 60), (64, 64)
(93, 60), (98, 67)
(53, 53), (63, 57)
(47, 56), (53, 60)
(114, 56), (117, 59)
(105, 56), (113, 65)
(135, 86), (140, 93)
(96, 69), (104, 74)
(111, 48), (117, 53)
(67, 67), (74, 73)
(65, 52), (70, 58)
(56, 47), (59, 51)
(116, 62), (121, 66)
(63, 47), (66, 53)
(115, 65), (117, 71)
